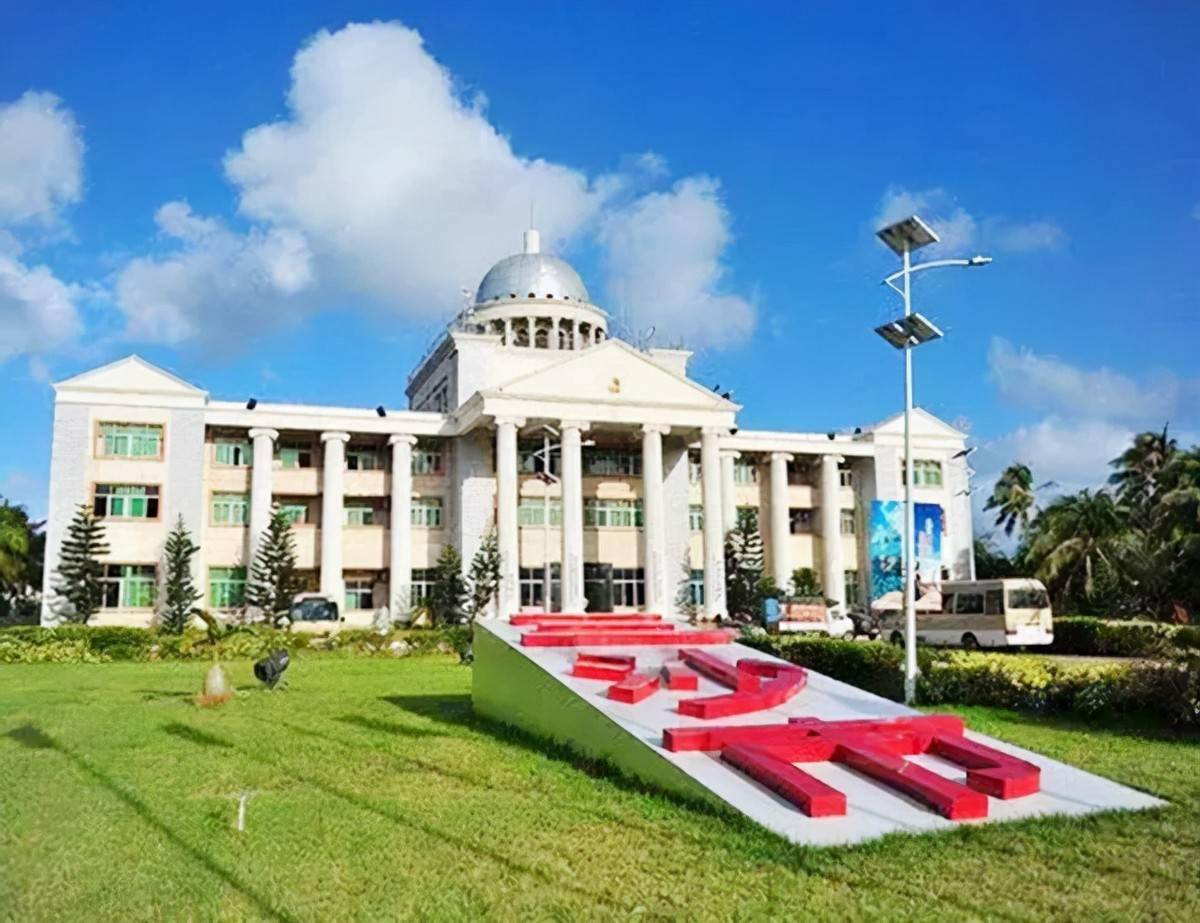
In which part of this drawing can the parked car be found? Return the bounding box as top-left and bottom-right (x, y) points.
(776, 600), (856, 640)
(290, 593), (340, 623)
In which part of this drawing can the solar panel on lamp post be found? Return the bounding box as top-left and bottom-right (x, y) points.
(875, 215), (991, 705)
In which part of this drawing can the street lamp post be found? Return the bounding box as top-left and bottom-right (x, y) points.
(875, 215), (991, 705)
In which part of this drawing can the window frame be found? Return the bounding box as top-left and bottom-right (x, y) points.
(97, 422), (164, 460)
(101, 564), (157, 609)
(345, 504), (378, 527)
(411, 497), (443, 528)
(208, 566), (247, 609)
(583, 498), (644, 528)
(93, 484), (161, 521)
(213, 438), (252, 468)
(211, 492), (249, 526)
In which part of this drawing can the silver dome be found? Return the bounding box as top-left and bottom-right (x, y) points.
(475, 252), (590, 304)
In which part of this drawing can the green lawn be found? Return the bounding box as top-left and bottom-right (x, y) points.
(1, 656), (1196, 922)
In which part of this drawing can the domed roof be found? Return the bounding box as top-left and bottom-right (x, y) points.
(475, 230), (590, 305)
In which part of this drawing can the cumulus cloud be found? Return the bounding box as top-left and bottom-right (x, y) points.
(987, 337), (1189, 423)
(872, 186), (1066, 255)
(0, 92), (84, 228)
(0, 252), (82, 362)
(600, 176), (754, 348)
(111, 21), (753, 351)
(0, 92), (87, 363)
(115, 202), (314, 345)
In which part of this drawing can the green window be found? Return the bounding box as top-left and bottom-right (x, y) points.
(277, 444), (313, 469)
(840, 508), (857, 534)
(411, 498), (443, 527)
(583, 448), (641, 476)
(214, 439), (252, 467)
(209, 567), (246, 608)
(345, 505), (376, 526)
(412, 443), (442, 475)
(345, 577), (374, 610)
(733, 459), (758, 485)
(584, 499), (643, 528)
(211, 492), (249, 525)
(906, 459), (943, 487)
(689, 504), (704, 531)
(100, 423), (163, 458)
(844, 569), (860, 606)
(518, 498), (562, 526)
(94, 484), (159, 519)
(346, 449), (382, 471)
(100, 564), (156, 608)
(410, 568), (435, 602)
(277, 502), (308, 524)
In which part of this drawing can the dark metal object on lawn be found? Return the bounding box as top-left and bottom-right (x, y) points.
(254, 649), (290, 689)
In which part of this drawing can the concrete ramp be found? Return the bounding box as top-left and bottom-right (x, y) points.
(472, 618), (1164, 847)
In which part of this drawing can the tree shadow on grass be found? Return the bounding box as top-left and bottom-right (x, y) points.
(163, 722), (234, 749)
(335, 714), (447, 740)
(163, 719), (633, 915)
(4, 724), (299, 923)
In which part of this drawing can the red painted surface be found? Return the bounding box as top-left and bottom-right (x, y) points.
(521, 629), (735, 647)
(660, 661), (699, 691)
(571, 653), (636, 682)
(673, 652), (807, 719)
(510, 613), (664, 626)
(607, 672), (660, 704)
(660, 715), (1040, 821)
(677, 649), (761, 692)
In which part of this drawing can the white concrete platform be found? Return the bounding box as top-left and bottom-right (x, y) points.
(472, 619), (1165, 847)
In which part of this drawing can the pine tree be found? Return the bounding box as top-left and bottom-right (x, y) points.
(54, 503), (109, 623)
(428, 544), (467, 627)
(160, 516), (201, 634)
(244, 506), (299, 628)
(674, 560), (700, 622)
(465, 529), (501, 622)
(789, 567), (822, 599)
(724, 517), (765, 622)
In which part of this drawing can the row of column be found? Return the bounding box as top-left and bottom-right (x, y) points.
(246, 428), (418, 612)
(500, 316), (604, 350)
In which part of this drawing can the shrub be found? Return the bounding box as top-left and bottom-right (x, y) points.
(0, 638), (108, 664)
(1050, 616), (1177, 659)
(742, 631), (907, 701)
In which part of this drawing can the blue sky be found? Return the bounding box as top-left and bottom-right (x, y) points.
(1, 2), (1197, 527)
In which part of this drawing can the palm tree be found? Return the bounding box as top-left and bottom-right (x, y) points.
(984, 463), (1036, 537)
(1025, 489), (1128, 606)
(0, 499), (34, 594)
(1109, 425), (1177, 519)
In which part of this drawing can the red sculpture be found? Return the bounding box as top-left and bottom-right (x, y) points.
(663, 715), (1040, 820)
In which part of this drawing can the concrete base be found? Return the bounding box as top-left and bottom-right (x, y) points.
(472, 619), (1165, 847)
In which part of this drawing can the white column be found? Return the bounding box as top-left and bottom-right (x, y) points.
(247, 427), (278, 566)
(527, 316), (537, 347)
(720, 449), (739, 533)
(389, 434), (417, 616)
(769, 452), (793, 590)
(820, 453), (845, 607)
(701, 428), (727, 620)
(569, 319), (578, 350)
(495, 417), (524, 617)
(548, 316), (560, 350)
(641, 424), (670, 611)
(503, 317), (512, 346)
(320, 432), (350, 603)
(560, 421), (589, 612)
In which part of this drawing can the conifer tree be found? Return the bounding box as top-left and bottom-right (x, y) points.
(428, 544), (467, 627)
(54, 503), (110, 623)
(723, 515), (765, 622)
(464, 529), (501, 621)
(244, 506), (300, 628)
(160, 516), (201, 634)
(674, 560), (700, 621)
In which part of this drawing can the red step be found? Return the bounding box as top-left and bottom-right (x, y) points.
(678, 649), (760, 692)
(834, 742), (989, 820)
(521, 629), (735, 648)
(928, 734), (1041, 799)
(677, 670), (806, 719)
(607, 672), (660, 704)
(571, 653), (636, 682)
(722, 744), (847, 817)
(660, 661), (698, 691)
(511, 613), (663, 625)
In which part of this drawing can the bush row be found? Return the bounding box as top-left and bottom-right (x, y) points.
(0, 624), (471, 664)
(1050, 616), (1200, 659)
(743, 631), (1200, 729)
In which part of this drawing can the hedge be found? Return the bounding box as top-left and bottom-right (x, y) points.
(744, 631), (1200, 729)
(0, 624), (470, 664)
(1048, 616), (1200, 659)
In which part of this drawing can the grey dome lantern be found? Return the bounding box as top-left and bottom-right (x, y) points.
(475, 230), (591, 305)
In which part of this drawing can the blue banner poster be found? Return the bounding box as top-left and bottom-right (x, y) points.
(869, 500), (943, 601)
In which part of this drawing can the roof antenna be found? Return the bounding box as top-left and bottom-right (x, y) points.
(523, 201), (540, 254)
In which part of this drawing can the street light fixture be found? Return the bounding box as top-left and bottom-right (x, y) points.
(874, 215), (991, 705)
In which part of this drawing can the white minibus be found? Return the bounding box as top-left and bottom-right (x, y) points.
(882, 578), (1053, 649)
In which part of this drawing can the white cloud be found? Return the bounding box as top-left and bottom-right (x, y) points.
(872, 186), (1065, 255)
(0, 252), (82, 362)
(599, 176), (754, 348)
(115, 202), (314, 345)
(0, 92), (84, 227)
(113, 21), (753, 350)
(988, 337), (1187, 423)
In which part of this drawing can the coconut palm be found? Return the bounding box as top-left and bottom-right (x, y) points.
(984, 463), (1036, 537)
(1109, 425), (1176, 519)
(0, 499), (33, 593)
(1025, 489), (1128, 605)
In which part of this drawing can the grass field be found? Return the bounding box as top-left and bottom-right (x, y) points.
(1, 655), (1196, 922)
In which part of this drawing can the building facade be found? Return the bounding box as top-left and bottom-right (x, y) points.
(40, 230), (975, 626)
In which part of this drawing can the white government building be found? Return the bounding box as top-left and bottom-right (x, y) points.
(40, 230), (975, 626)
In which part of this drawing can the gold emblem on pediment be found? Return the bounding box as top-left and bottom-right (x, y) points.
(608, 377), (621, 394)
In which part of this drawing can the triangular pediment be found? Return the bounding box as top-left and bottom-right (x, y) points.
(490, 340), (736, 411)
(867, 407), (966, 439)
(55, 355), (207, 397)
